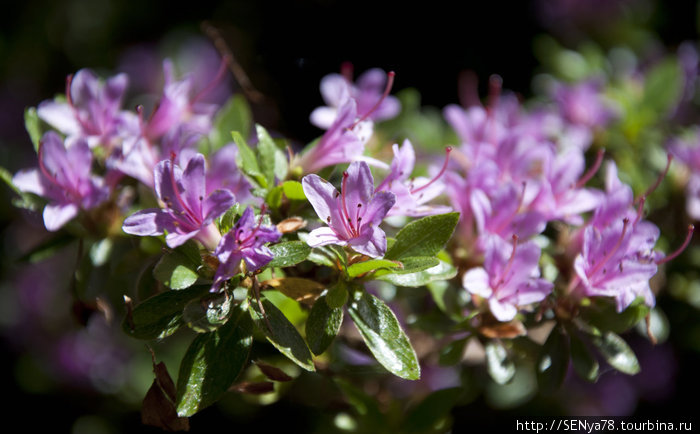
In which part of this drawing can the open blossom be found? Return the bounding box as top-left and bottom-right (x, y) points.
(310, 67), (400, 129)
(462, 235), (553, 322)
(375, 139), (452, 218)
(211, 207), (281, 292)
(297, 96), (378, 173)
(122, 154), (235, 250)
(37, 69), (138, 149)
(12, 131), (109, 231)
(144, 60), (220, 140)
(302, 161), (396, 258)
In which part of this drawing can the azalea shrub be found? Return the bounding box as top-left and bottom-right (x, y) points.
(3, 23), (700, 432)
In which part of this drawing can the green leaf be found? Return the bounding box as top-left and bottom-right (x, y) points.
(256, 124), (288, 187)
(570, 332), (599, 382)
(306, 294), (343, 355)
(347, 259), (402, 278)
(266, 185), (283, 210)
(537, 326), (570, 393)
(402, 387), (464, 433)
(124, 286), (210, 340)
(325, 281), (349, 309)
(232, 131), (266, 188)
(591, 331), (640, 375)
(25, 107), (42, 152)
(218, 203), (242, 233)
(485, 340), (515, 385)
(248, 296), (315, 371)
(267, 241), (312, 268)
(385, 212), (459, 260)
(183, 292), (233, 333)
(175, 303), (253, 416)
(211, 95), (252, 149)
(581, 297), (650, 333)
(643, 58), (683, 115)
(347, 289), (420, 380)
(377, 260), (456, 287)
(439, 337), (468, 366)
(153, 247), (200, 290)
(281, 180), (306, 201)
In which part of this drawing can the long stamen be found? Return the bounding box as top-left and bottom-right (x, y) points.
(349, 71), (395, 130)
(589, 218), (630, 277)
(410, 146), (453, 194)
(496, 234), (519, 289)
(657, 224), (694, 265)
(575, 149), (605, 189)
(238, 209), (267, 246)
(636, 153), (673, 205)
(191, 54), (231, 105)
(634, 196), (646, 225)
(168, 152), (199, 225)
(340, 171), (357, 237)
(341, 61), (354, 83)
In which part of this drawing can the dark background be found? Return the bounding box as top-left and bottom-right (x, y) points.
(1, 1), (699, 432)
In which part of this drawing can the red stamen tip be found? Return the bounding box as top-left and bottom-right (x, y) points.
(657, 224), (694, 265)
(410, 146), (453, 195)
(575, 148), (605, 189)
(638, 153), (673, 204)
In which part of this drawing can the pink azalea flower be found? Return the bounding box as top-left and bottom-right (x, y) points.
(122, 154), (235, 250)
(12, 131), (109, 231)
(302, 161), (395, 258)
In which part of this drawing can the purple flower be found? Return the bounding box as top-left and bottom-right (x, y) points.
(573, 216), (661, 312)
(12, 131), (109, 231)
(669, 131), (700, 219)
(552, 79), (617, 128)
(310, 66), (400, 129)
(375, 139), (452, 217)
(302, 161), (396, 258)
(298, 96), (382, 173)
(462, 235), (553, 322)
(122, 153), (235, 250)
(144, 60), (219, 141)
(37, 69), (138, 149)
(211, 207), (281, 292)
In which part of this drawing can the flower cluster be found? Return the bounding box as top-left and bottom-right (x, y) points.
(5, 40), (695, 430)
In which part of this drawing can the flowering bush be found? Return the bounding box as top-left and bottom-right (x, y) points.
(3, 11), (700, 431)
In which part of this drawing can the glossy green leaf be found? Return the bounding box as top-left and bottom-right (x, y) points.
(306, 294), (343, 355)
(570, 332), (599, 382)
(385, 212), (459, 260)
(232, 131), (266, 188)
(537, 326), (569, 393)
(183, 292), (233, 333)
(256, 124), (288, 187)
(175, 303), (253, 417)
(153, 247), (200, 290)
(347, 289), (420, 380)
(377, 260), (457, 287)
(347, 259), (402, 278)
(266, 185), (284, 210)
(123, 286), (210, 340)
(267, 241), (312, 268)
(592, 331), (640, 375)
(211, 95), (252, 149)
(325, 281), (349, 309)
(485, 340), (515, 385)
(218, 203), (242, 233)
(248, 296), (315, 371)
(281, 180), (306, 201)
(25, 107), (42, 152)
(261, 277), (324, 305)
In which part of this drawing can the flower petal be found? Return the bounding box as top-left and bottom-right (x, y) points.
(302, 174), (348, 238)
(122, 208), (172, 236)
(43, 202), (79, 231)
(307, 227), (344, 248)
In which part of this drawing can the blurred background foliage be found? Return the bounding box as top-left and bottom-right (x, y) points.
(1, 0), (700, 433)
